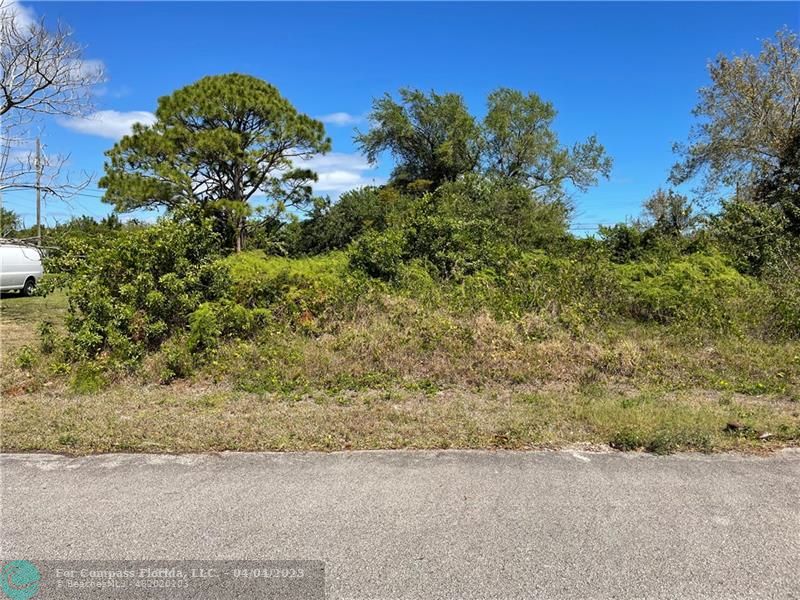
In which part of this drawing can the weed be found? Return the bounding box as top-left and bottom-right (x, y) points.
(70, 363), (107, 394)
(15, 346), (36, 369)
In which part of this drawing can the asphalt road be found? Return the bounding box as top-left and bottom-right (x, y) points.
(1, 449), (799, 599)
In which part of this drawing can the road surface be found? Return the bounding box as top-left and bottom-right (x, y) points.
(2, 449), (798, 599)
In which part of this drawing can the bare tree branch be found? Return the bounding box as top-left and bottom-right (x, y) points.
(0, 0), (104, 217)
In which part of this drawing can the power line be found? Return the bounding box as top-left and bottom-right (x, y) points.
(2, 189), (106, 200)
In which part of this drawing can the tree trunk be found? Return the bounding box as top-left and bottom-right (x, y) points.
(235, 218), (245, 253)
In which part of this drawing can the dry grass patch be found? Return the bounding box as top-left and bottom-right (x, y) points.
(2, 382), (797, 454)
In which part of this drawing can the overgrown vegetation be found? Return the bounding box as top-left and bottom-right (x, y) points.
(2, 28), (798, 454)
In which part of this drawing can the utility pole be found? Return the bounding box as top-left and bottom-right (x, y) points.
(35, 137), (42, 245)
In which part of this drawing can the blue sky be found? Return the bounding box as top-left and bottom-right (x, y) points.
(3, 1), (798, 232)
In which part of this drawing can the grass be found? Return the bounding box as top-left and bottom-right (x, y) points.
(1, 290), (798, 455)
(2, 383), (797, 454)
(0, 290), (67, 355)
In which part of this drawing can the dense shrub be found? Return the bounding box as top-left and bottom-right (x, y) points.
(709, 199), (797, 277)
(431, 175), (570, 251)
(348, 229), (408, 280)
(616, 253), (757, 329)
(347, 175), (569, 281)
(409, 214), (516, 279)
(380, 250), (626, 329)
(599, 221), (712, 265)
(429, 250), (764, 333)
(291, 187), (398, 255)
(188, 301), (242, 353)
(599, 223), (646, 263)
(26, 170), (798, 389)
(42, 214), (228, 363)
(221, 250), (364, 325)
(483, 251), (625, 324)
(707, 199), (800, 337)
(156, 336), (195, 382)
(762, 273), (800, 338)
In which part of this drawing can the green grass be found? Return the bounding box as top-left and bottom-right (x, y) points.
(0, 290), (67, 355)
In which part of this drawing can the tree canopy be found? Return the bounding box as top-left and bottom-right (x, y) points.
(355, 88), (481, 189)
(642, 189), (697, 236)
(99, 73), (331, 250)
(483, 88), (611, 201)
(0, 206), (20, 235)
(670, 28), (800, 202)
(355, 86), (612, 202)
(753, 127), (800, 234)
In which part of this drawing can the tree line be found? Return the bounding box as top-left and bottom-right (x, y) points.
(1, 5), (797, 289)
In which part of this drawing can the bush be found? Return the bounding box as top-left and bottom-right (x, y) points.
(616, 253), (757, 329)
(157, 337), (195, 383)
(348, 208), (514, 282)
(447, 250), (622, 325)
(349, 229), (408, 280)
(187, 300), (263, 354)
(347, 175), (570, 282)
(292, 187), (395, 255)
(408, 214), (510, 279)
(15, 346), (36, 369)
(70, 362), (107, 394)
(43, 213), (228, 363)
(394, 259), (442, 304)
(599, 223), (645, 263)
(38, 321), (58, 354)
(763, 272), (800, 338)
(710, 199), (797, 276)
(223, 250), (361, 325)
(431, 175), (569, 252)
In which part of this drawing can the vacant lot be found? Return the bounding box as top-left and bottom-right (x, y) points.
(1, 290), (798, 455)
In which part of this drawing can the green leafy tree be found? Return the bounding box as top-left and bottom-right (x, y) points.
(356, 88), (482, 189)
(753, 127), (800, 234)
(710, 198), (797, 276)
(357, 87), (611, 201)
(99, 73), (331, 251)
(0, 206), (20, 235)
(431, 174), (570, 251)
(293, 187), (397, 255)
(670, 28), (800, 202)
(598, 223), (645, 263)
(348, 176), (570, 280)
(642, 188), (697, 236)
(483, 88), (612, 202)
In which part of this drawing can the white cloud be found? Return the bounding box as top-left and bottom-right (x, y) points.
(317, 112), (364, 126)
(295, 153), (370, 173)
(293, 152), (384, 195)
(316, 170), (366, 189)
(92, 84), (131, 99)
(74, 58), (105, 80)
(0, 0), (105, 81)
(1, 0), (36, 31)
(59, 110), (156, 140)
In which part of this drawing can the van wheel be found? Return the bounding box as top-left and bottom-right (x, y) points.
(21, 277), (36, 297)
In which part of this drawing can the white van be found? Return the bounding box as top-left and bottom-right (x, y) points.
(0, 243), (43, 296)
